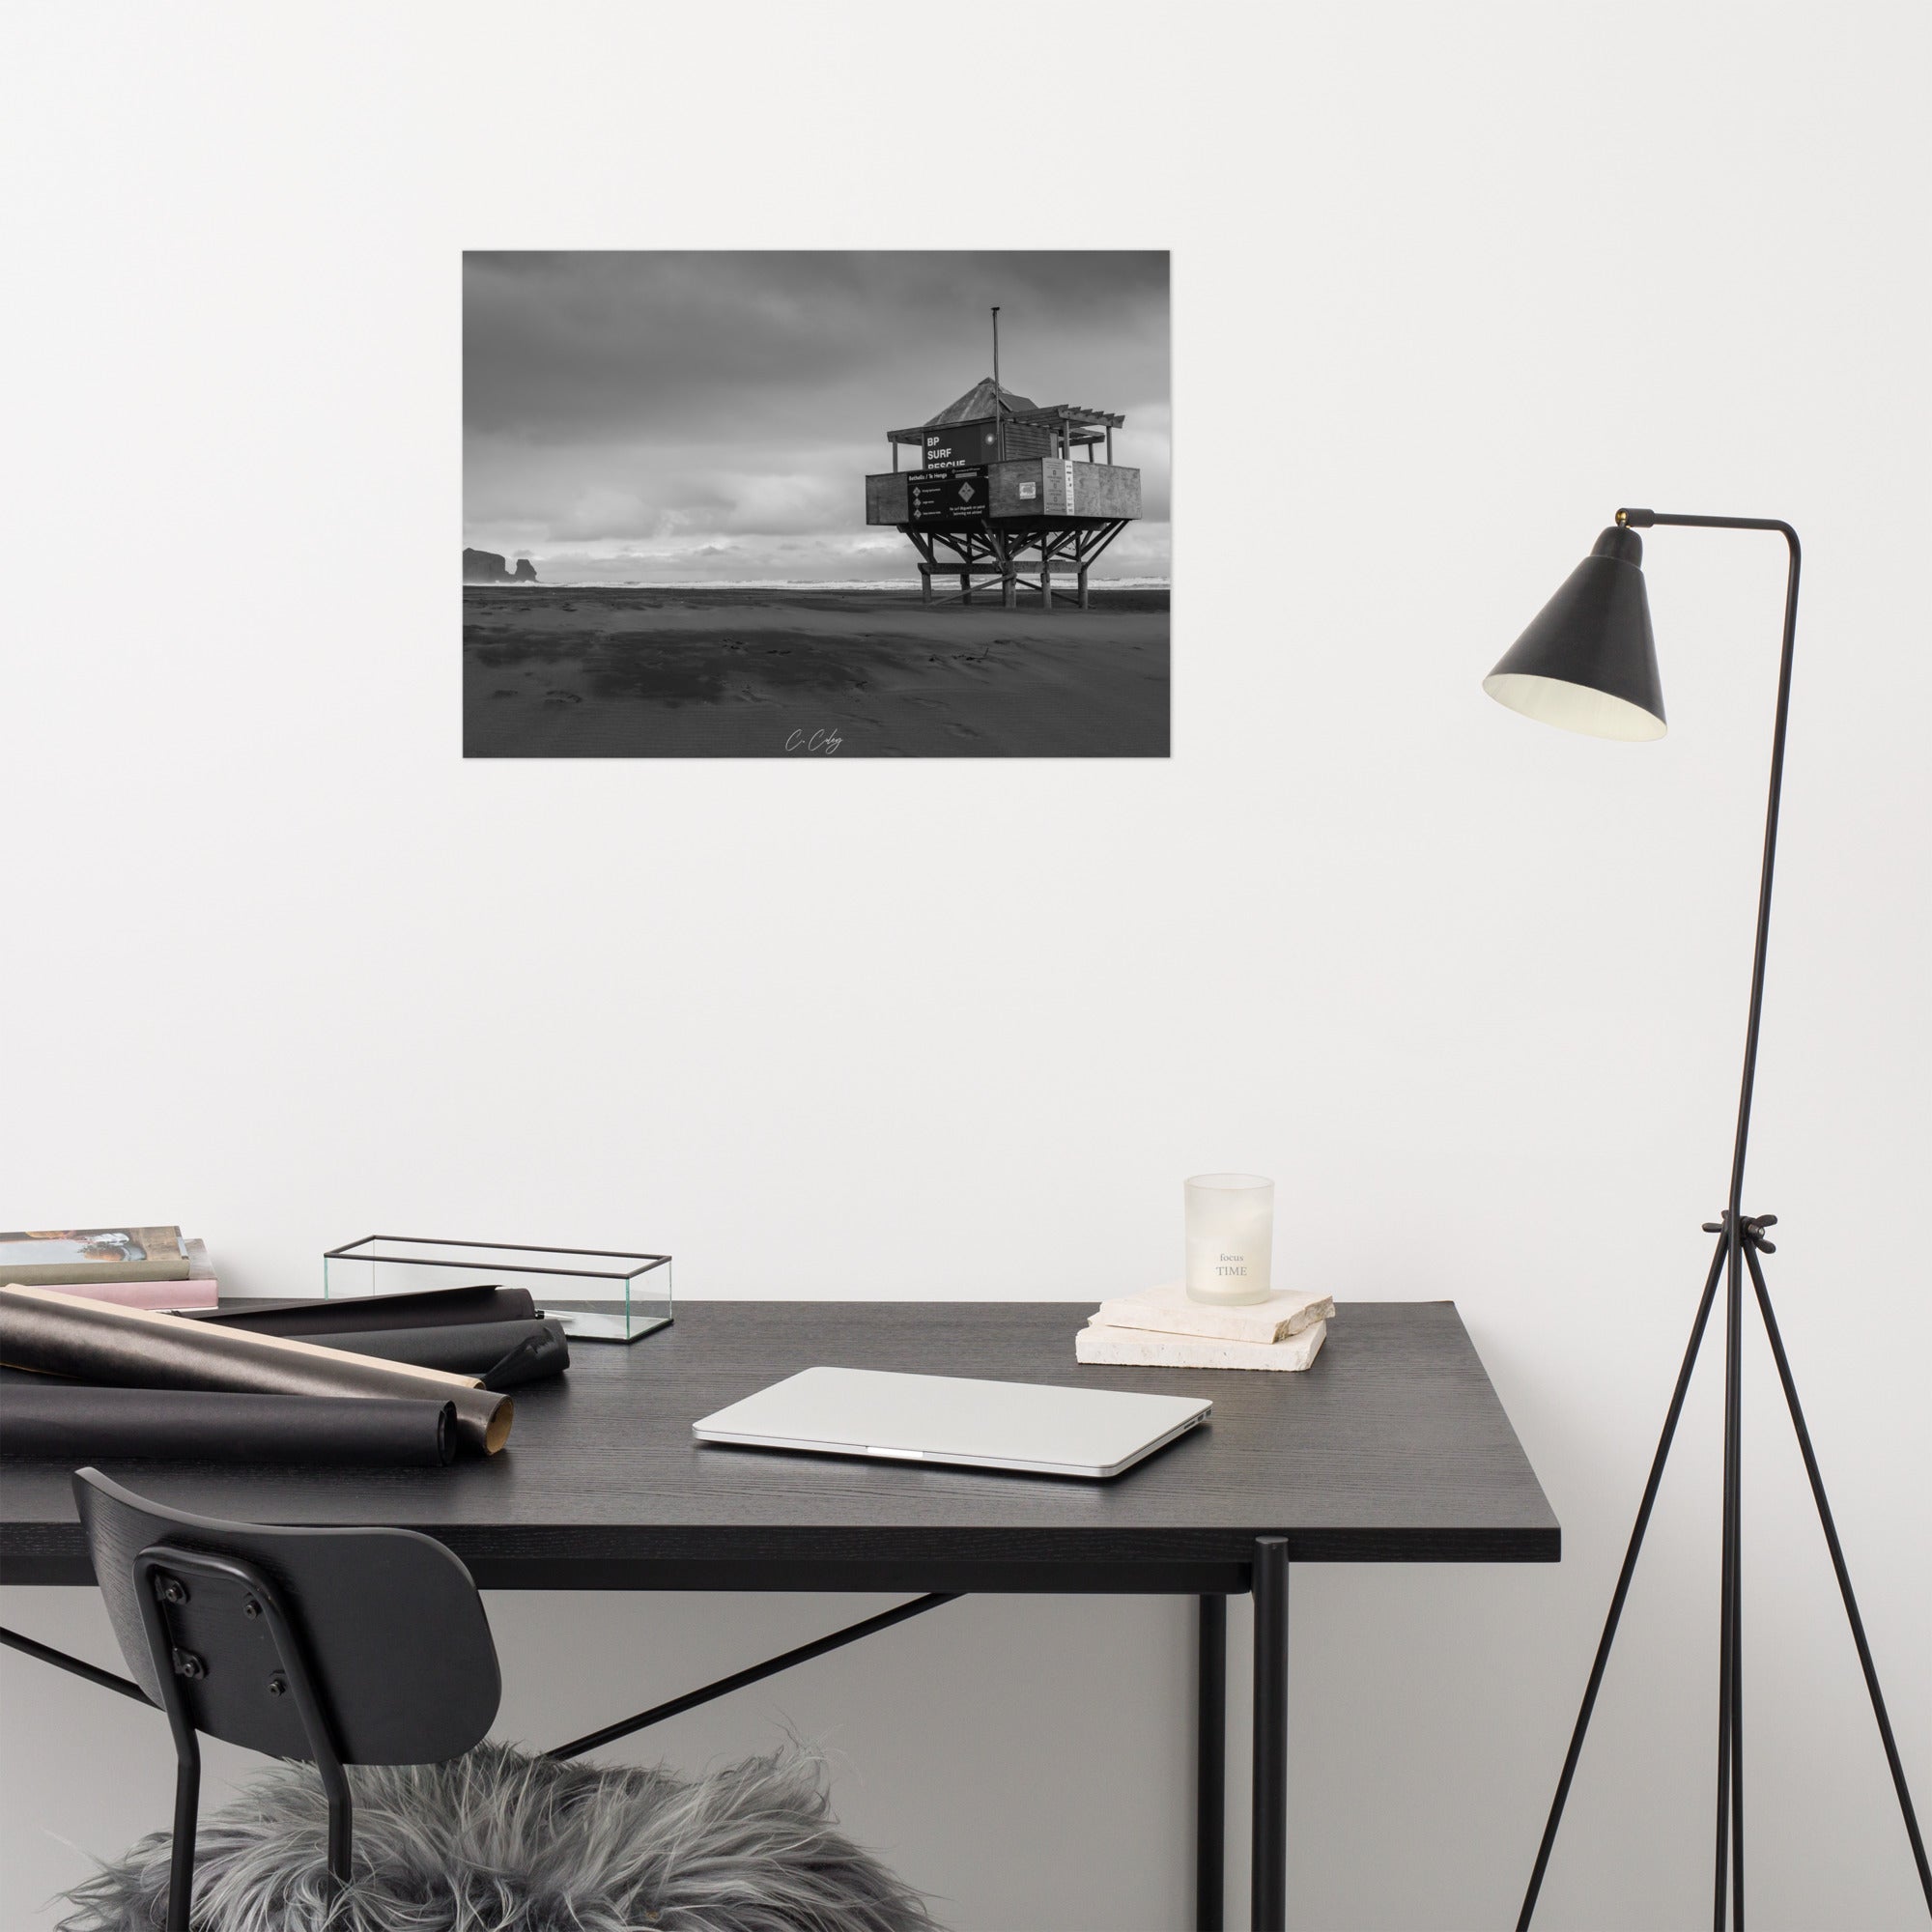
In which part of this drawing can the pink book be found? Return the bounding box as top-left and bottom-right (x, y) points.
(37, 1277), (219, 1312)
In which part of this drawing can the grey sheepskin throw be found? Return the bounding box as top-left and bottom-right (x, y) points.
(58, 1741), (937, 1932)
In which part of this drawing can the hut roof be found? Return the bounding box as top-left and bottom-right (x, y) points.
(925, 377), (1038, 424)
(886, 383), (1126, 447)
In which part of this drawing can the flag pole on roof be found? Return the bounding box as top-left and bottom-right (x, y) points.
(991, 306), (1005, 462)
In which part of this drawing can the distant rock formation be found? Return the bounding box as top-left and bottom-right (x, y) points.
(464, 548), (538, 584)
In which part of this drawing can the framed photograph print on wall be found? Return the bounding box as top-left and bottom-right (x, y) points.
(463, 250), (1169, 758)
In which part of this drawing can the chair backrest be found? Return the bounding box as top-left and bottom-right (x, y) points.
(74, 1468), (500, 1766)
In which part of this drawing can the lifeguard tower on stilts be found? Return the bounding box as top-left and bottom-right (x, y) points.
(864, 310), (1143, 610)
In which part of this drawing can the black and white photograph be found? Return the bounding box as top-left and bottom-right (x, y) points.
(464, 251), (1170, 757)
(7, 7), (1930, 1931)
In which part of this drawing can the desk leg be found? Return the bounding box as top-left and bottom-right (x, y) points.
(1252, 1537), (1290, 1932)
(1197, 1594), (1226, 1931)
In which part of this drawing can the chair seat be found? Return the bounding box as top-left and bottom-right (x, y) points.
(59, 1741), (935, 1932)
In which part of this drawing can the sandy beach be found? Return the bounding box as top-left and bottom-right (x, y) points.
(463, 586), (1169, 757)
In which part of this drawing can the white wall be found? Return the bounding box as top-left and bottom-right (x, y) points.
(3, 5), (1927, 1926)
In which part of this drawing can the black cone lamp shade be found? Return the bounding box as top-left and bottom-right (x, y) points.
(1485, 525), (1667, 741)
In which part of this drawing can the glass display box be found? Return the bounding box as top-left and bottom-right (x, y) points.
(323, 1237), (671, 1343)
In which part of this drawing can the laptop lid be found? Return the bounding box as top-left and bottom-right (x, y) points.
(692, 1366), (1210, 1480)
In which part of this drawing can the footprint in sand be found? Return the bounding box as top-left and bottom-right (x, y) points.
(542, 690), (582, 706)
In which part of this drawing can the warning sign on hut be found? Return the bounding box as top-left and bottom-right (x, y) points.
(910, 466), (990, 521)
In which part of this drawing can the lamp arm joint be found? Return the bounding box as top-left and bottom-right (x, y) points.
(1617, 508), (1801, 563)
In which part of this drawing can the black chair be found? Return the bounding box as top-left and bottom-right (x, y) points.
(69, 1468), (933, 1932)
(73, 1466), (501, 1932)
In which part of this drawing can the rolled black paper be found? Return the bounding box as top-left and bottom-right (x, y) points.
(0, 1286), (513, 1456)
(307, 1318), (568, 1385)
(186, 1284), (538, 1335)
(480, 1335), (551, 1392)
(0, 1385), (456, 1467)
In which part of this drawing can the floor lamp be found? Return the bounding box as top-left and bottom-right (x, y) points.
(1483, 510), (1931, 1930)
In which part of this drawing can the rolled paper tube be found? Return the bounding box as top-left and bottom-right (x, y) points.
(185, 1283), (538, 1335)
(306, 1319), (568, 1385)
(0, 1385), (457, 1467)
(0, 1285), (513, 1456)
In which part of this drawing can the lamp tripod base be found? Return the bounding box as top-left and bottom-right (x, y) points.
(1519, 1213), (1931, 1929)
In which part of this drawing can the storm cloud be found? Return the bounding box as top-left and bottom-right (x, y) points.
(464, 252), (1170, 583)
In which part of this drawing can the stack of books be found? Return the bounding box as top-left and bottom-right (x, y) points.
(1075, 1279), (1333, 1371)
(0, 1227), (216, 1310)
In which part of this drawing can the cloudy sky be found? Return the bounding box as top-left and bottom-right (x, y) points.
(464, 251), (1169, 584)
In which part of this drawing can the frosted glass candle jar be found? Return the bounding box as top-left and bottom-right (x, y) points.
(1184, 1174), (1275, 1305)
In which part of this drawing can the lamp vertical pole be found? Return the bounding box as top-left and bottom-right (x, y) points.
(1640, 516), (1800, 1931)
(1630, 514), (1802, 1932)
(1729, 1231), (1745, 1924)
(1714, 1219), (1744, 1929)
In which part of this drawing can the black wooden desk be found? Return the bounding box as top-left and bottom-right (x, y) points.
(0, 1300), (1558, 1929)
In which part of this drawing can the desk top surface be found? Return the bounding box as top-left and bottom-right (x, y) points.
(0, 1301), (1558, 1591)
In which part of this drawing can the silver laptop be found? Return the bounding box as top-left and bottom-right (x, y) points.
(692, 1366), (1211, 1480)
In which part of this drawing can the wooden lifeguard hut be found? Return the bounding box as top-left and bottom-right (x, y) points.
(864, 328), (1141, 608)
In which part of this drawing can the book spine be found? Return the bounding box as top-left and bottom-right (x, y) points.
(46, 1280), (219, 1311)
(0, 1258), (192, 1285)
(1091, 1297), (1332, 1346)
(1075, 1321), (1326, 1372)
